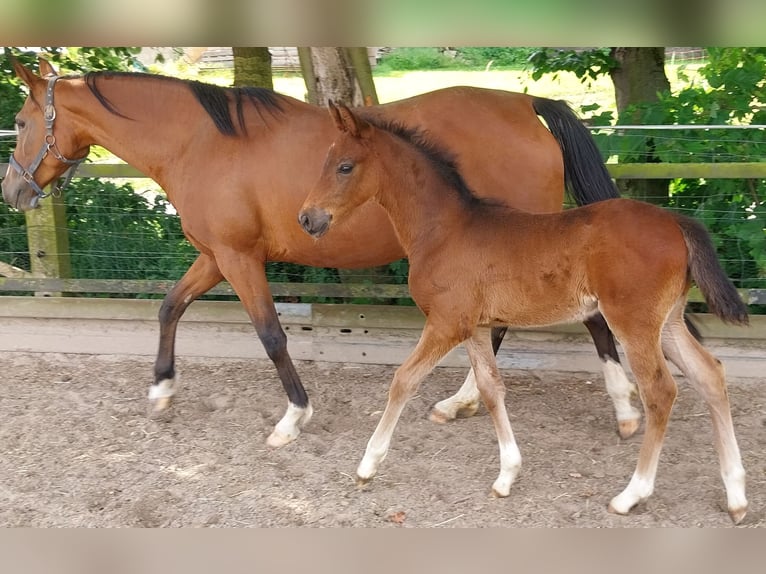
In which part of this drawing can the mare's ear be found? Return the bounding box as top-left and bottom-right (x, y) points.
(337, 104), (369, 139)
(38, 57), (59, 78)
(9, 55), (43, 88)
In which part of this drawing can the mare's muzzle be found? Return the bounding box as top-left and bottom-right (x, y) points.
(298, 207), (332, 238)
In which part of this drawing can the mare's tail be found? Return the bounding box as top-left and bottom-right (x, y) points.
(675, 214), (749, 325)
(532, 96), (620, 206)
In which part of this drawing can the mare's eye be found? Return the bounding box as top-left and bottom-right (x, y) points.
(15, 118), (26, 130)
(337, 163), (354, 175)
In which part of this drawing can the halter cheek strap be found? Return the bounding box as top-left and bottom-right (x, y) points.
(8, 75), (86, 200)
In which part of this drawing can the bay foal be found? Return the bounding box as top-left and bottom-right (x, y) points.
(298, 103), (749, 523)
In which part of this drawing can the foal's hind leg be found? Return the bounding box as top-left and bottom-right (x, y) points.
(608, 335), (678, 517)
(584, 314), (642, 438)
(430, 326), (507, 423)
(150, 253), (224, 412)
(661, 309), (747, 523)
(463, 327), (522, 497)
(217, 255), (312, 447)
(357, 320), (460, 484)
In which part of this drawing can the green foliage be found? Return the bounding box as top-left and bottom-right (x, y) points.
(375, 47), (536, 74)
(375, 48), (455, 72)
(63, 179), (196, 282)
(591, 48), (766, 294)
(529, 46), (765, 296)
(527, 48), (617, 83)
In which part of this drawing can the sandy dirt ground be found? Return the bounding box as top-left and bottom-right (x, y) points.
(0, 352), (763, 527)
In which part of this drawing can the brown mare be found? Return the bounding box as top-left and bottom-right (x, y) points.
(3, 57), (634, 449)
(298, 103), (750, 523)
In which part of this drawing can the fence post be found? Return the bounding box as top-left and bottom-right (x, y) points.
(24, 186), (71, 296)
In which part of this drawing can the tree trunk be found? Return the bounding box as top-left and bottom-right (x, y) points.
(299, 47), (378, 107)
(232, 47), (273, 89)
(347, 47), (379, 105)
(609, 47), (671, 204)
(302, 47), (361, 106)
(300, 47), (387, 287)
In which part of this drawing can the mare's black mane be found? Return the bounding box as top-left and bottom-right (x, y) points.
(364, 116), (504, 209)
(83, 71), (285, 136)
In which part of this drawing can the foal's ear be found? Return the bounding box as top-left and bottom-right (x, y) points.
(327, 101), (368, 139)
(337, 104), (368, 139)
(328, 100), (345, 133)
(38, 57), (59, 78)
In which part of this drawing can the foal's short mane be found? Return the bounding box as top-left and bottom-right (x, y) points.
(83, 71), (285, 137)
(364, 116), (505, 209)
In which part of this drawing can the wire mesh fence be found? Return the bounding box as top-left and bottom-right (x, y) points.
(1, 125), (765, 305)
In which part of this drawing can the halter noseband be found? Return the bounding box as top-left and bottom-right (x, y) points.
(8, 74), (86, 201)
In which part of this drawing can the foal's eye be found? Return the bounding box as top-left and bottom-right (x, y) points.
(15, 118), (26, 130)
(337, 163), (354, 175)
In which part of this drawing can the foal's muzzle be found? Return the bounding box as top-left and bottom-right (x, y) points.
(298, 207), (332, 238)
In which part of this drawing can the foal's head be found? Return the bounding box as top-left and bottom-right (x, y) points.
(299, 102), (379, 238)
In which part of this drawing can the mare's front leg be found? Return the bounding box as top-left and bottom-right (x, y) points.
(216, 254), (311, 447)
(429, 326), (507, 423)
(150, 253), (224, 412)
(357, 320), (460, 484)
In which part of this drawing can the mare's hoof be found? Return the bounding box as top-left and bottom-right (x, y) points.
(266, 429), (299, 448)
(151, 395), (172, 411)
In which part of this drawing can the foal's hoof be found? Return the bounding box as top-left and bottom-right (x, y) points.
(607, 499), (637, 516)
(429, 408), (451, 424)
(490, 486), (511, 498)
(429, 402), (479, 424)
(729, 505), (747, 525)
(618, 417), (641, 439)
(355, 474), (373, 489)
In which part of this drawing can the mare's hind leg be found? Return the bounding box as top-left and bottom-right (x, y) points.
(660, 306), (747, 523)
(430, 326), (506, 423)
(463, 327), (522, 497)
(608, 331), (678, 517)
(217, 255), (311, 447)
(150, 253), (224, 412)
(357, 319), (461, 484)
(584, 314), (642, 438)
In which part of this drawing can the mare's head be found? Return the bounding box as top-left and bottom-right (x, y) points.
(298, 102), (379, 238)
(2, 57), (89, 211)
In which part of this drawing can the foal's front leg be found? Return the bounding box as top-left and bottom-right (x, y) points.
(429, 326), (506, 423)
(356, 321), (459, 484)
(462, 327), (521, 496)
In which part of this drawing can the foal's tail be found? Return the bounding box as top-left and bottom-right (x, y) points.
(676, 214), (750, 325)
(532, 96), (620, 206)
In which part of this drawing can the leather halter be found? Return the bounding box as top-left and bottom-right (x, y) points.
(8, 74), (86, 201)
